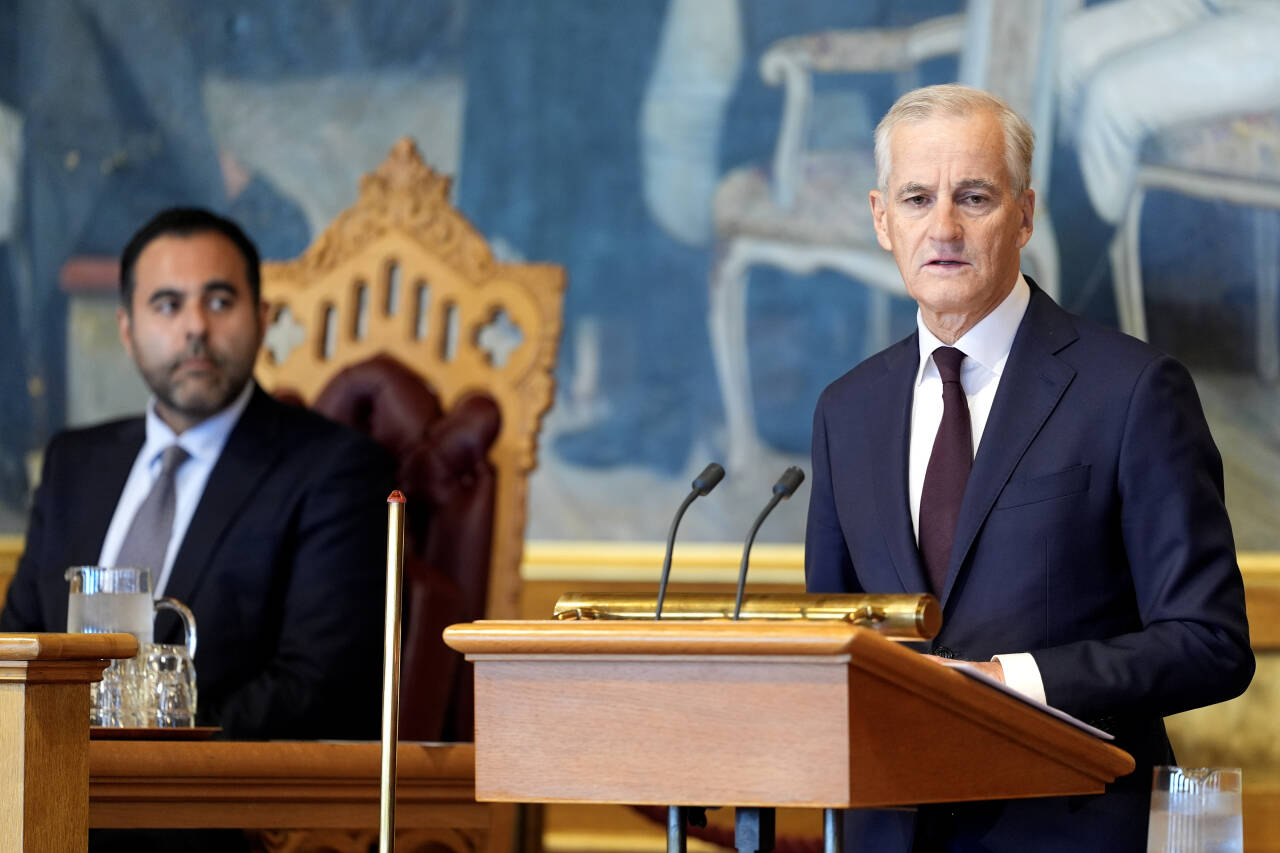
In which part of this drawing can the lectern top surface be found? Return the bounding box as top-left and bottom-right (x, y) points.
(0, 632), (139, 661)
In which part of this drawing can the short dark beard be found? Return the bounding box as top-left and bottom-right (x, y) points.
(137, 338), (255, 429)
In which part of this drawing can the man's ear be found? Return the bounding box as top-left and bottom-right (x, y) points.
(116, 305), (136, 362)
(1016, 188), (1036, 249)
(870, 190), (893, 252)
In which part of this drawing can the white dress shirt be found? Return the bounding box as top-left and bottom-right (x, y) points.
(908, 275), (1046, 704)
(98, 381), (255, 597)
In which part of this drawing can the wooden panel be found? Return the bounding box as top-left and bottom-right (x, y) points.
(1242, 559), (1280, 650)
(0, 683), (26, 851)
(521, 541), (804, 579)
(23, 683), (90, 851)
(475, 656), (851, 807)
(1246, 783), (1280, 853)
(89, 741), (479, 829)
(0, 533), (19, 608)
(842, 637), (1124, 807)
(89, 741), (510, 853)
(0, 682), (88, 851)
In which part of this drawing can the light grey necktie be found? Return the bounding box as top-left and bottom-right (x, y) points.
(114, 444), (190, 572)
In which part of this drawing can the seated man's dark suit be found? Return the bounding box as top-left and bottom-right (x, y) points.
(1, 383), (396, 740)
(805, 283), (1254, 852)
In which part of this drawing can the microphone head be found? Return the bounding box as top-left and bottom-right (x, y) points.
(772, 466), (805, 498)
(692, 462), (726, 496)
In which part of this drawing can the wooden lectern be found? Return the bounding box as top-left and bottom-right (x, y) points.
(0, 632), (138, 852)
(444, 618), (1135, 851)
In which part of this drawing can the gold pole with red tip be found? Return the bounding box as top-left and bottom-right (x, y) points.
(379, 490), (407, 853)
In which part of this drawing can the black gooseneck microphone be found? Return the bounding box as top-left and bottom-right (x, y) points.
(733, 467), (805, 620)
(655, 462), (726, 620)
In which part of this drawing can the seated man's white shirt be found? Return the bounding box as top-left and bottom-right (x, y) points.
(98, 381), (255, 597)
(908, 274), (1046, 705)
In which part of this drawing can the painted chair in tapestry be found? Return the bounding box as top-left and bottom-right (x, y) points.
(256, 138), (565, 741)
(708, 0), (1067, 471)
(1107, 116), (1280, 383)
(1054, 0), (1280, 382)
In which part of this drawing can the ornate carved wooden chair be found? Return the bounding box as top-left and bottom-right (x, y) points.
(255, 138), (565, 742)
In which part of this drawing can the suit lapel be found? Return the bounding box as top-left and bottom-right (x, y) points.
(163, 387), (285, 607)
(939, 287), (1078, 606)
(869, 335), (931, 594)
(73, 420), (146, 564)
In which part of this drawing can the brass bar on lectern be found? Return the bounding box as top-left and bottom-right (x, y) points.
(552, 592), (940, 640)
(379, 491), (407, 853)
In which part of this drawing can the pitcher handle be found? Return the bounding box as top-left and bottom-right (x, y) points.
(155, 597), (198, 658)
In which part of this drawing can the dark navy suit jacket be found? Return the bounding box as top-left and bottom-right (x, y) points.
(805, 284), (1253, 852)
(0, 385), (395, 740)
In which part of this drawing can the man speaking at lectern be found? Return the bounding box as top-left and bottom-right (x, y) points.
(804, 85), (1253, 851)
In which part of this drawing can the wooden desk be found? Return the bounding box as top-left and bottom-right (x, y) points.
(89, 741), (508, 853)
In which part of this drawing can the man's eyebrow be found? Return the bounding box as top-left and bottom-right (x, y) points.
(954, 178), (1001, 195)
(146, 287), (185, 304)
(201, 280), (238, 295)
(895, 182), (934, 199)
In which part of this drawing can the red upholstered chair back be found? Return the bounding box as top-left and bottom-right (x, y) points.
(312, 354), (500, 740)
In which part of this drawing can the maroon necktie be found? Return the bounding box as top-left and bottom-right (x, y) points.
(919, 347), (972, 596)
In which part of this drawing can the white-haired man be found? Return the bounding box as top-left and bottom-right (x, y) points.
(805, 84), (1252, 851)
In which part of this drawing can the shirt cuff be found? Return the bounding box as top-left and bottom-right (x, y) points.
(992, 652), (1047, 705)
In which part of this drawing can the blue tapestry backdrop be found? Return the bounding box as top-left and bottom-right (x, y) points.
(0, 0), (1277, 548)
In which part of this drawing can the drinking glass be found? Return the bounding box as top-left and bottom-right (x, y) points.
(1148, 766), (1243, 853)
(89, 658), (124, 727)
(90, 655), (148, 727)
(142, 643), (198, 727)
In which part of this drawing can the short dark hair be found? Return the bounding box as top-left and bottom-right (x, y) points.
(119, 207), (261, 310)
